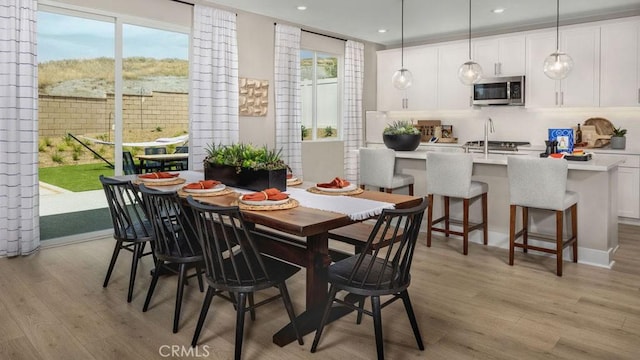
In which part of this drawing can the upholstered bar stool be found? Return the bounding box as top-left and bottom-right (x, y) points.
(426, 152), (488, 255)
(507, 156), (578, 276)
(359, 148), (414, 195)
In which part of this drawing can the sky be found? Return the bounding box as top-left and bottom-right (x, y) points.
(37, 11), (189, 63)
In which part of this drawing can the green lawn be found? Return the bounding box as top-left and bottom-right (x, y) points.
(39, 163), (114, 192)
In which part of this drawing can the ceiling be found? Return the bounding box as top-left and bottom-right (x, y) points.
(204, 0), (640, 47)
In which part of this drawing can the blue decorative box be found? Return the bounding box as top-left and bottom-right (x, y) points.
(548, 128), (574, 153)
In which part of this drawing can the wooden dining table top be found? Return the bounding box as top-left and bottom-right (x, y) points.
(123, 170), (422, 238)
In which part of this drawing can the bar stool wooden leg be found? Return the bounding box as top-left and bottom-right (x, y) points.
(571, 204), (578, 262)
(522, 207), (529, 253)
(556, 210), (564, 277)
(426, 194), (434, 247)
(482, 193), (488, 245)
(444, 196), (450, 237)
(408, 184), (414, 196)
(462, 198), (470, 255)
(509, 205), (516, 266)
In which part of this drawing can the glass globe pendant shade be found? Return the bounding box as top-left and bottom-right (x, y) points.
(458, 61), (483, 85)
(543, 51), (574, 80)
(392, 68), (413, 90)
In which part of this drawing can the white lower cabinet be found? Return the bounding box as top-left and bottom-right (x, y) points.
(616, 155), (640, 220)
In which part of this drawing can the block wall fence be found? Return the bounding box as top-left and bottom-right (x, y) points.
(38, 91), (189, 138)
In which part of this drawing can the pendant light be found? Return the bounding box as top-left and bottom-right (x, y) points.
(543, 0), (573, 79)
(458, 0), (482, 85)
(392, 0), (412, 90)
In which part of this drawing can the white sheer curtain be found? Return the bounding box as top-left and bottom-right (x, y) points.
(343, 40), (364, 183)
(274, 24), (303, 178)
(190, 5), (239, 171)
(0, 0), (39, 257)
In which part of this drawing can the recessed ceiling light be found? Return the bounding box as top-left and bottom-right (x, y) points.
(378, 29), (387, 33)
(492, 8), (505, 14)
(297, 6), (307, 11)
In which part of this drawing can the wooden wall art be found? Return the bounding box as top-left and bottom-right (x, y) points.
(239, 78), (269, 116)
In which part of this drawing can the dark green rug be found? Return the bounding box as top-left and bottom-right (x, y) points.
(40, 207), (112, 240)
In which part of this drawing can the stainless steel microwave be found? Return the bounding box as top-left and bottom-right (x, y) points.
(473, 76), (525, 106)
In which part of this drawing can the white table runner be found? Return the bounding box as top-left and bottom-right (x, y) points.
(234, 187), (394, 221)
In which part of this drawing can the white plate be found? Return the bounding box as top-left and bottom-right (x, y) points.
(314, 183), (357, 192)
(182, 183), (226, 194)
(286, 177), (299, 183)
(239, 195), (290, 206)
(137, 175), (179, 183)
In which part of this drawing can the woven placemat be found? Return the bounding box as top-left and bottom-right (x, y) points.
(134, 178), (186, 186)
(307, 186), (364, 196)
(286, 179), (303, 186)
(178, 187), (235, 197)
(231, 198), (300, 211)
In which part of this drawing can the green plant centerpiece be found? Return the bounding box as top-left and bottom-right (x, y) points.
(382, 120), (421, 151)
(610, 126), (627, 150)
(204, 143), (288, 191)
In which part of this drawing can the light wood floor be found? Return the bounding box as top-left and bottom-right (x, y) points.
(1, 225), (639, 360)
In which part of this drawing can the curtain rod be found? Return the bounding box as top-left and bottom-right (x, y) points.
(274, 23), (346, 42)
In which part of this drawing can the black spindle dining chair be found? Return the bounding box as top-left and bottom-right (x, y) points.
(138, 184), (205, 333)
(187, 197), (303, 360)
(100, 175), (155, 302)
(311, 198), (429, 360)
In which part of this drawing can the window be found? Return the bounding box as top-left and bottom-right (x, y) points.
(301, 50), (341, 141)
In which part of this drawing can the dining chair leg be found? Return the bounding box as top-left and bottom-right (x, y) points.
(509, 205), (516, 266)
(356, 297), (365, 324)
(143, 259), (163, 312)
(556, 210), (564, 277)
(173, 263), (188, 333)
(400, 290), (424, 350)
(426, 194), (434, 248)
(371, 295), (384, 360)
(191, 286), (215, 347)
(234, 292), (248, 360)
(103, 241), (122, 288)
(462, 198), (470, 255)
(311, 285), (338, 353)
(278, 283), (303, 345)
(195, 265), (204, 292)
(127, 242), (142, 302)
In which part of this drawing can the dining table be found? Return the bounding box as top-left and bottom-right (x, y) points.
(115, 170), (423, 346)
(136, 152), (189, 172)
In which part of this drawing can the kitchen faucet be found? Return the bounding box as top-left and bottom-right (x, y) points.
(484, 117), (494, 157)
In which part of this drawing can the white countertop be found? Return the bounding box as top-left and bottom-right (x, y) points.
(394, 150), (624, 172)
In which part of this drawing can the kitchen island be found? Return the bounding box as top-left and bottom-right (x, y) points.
(391, 150), (623, 268)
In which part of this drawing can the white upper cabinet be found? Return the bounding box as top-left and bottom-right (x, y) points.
(437, 42), (472, 109)
(600, 19), (640, 107)
(376, 46), (438, 111)
(526, 26), (600, 108)
(473, 35), (526, 77)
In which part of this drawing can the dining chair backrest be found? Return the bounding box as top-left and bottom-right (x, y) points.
(144, 147), (167, 171)
(123, 151), (138, 175)
(507, 156), (569, 210)
(138, 184), (202, 261)
(426, 152), (473, 198)
(342, 197), (428, 292)
(175, 146), (188, 154)
(186, 197), (274, 292)
(359, 148), (396, 188)
(100, 175), (153, 242)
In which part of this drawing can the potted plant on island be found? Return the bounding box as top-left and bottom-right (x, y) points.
(611, 126), (627, 150)
(382, 120), (422, 151)
(203, 143), (288, 191)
